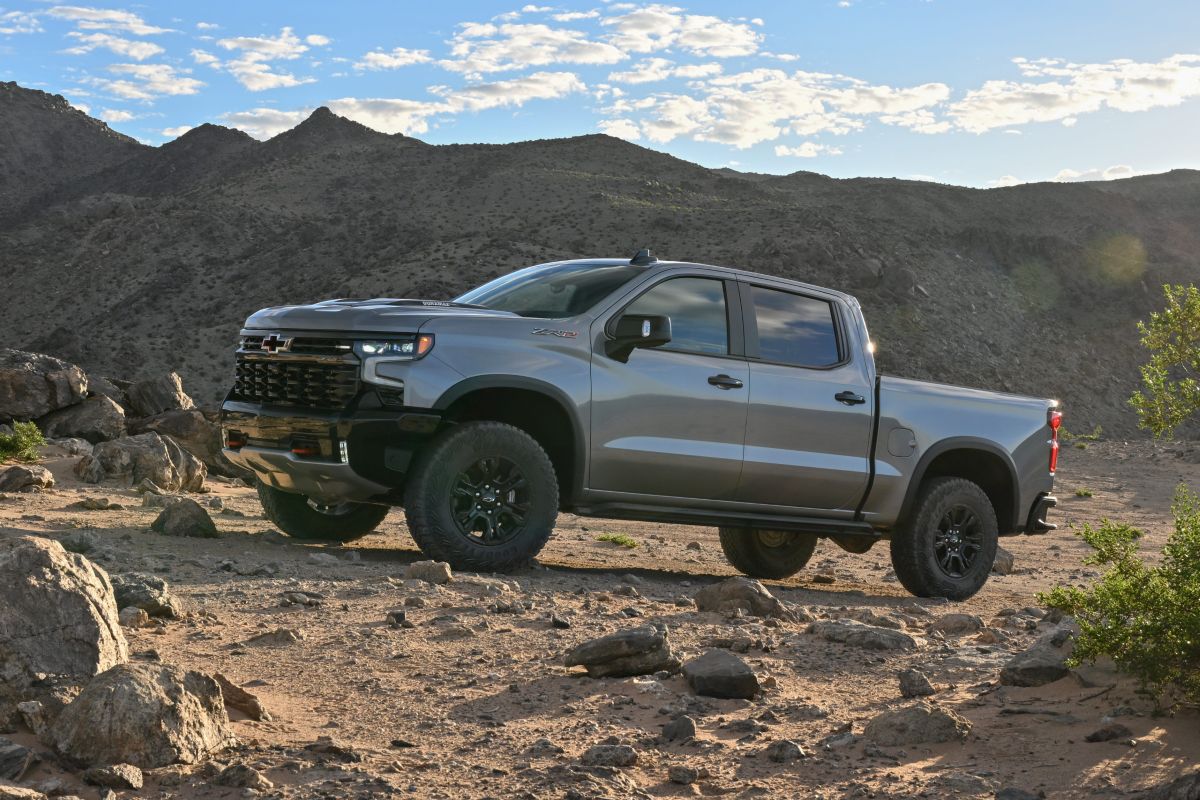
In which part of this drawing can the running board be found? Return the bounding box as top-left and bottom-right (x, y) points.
(572, 503), (880, 538)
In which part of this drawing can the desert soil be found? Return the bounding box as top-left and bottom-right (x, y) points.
(2, 440), (1198, 799)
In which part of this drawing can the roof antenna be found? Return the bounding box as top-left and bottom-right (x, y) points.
(630, 248), (657, 266)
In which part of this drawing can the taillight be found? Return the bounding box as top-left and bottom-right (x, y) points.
(224, 431), (246, 450)
(1048, 409), (1062, 474)
(291, 445), (320, 457)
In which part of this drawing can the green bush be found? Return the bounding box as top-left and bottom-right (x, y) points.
(1040, 485), (1200, 704)
(0, 421), (45, 463)
(596, 532), (639, 549)
(1130, 284), (1200, 436)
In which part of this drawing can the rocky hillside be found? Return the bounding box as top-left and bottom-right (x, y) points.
(2, 81), (1199, 435)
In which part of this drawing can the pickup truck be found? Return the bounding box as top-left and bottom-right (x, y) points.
(220, 251), (1059, 600)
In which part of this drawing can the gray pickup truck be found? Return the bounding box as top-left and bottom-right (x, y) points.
(221, 251), (1059, 600)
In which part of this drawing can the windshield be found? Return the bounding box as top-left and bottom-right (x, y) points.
(456, 262), (645, 319)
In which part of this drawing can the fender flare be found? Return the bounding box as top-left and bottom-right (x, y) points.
(897, 437), (1021, 532)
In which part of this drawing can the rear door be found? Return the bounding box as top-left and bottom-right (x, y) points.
(589, 274), (750, 501)
(735, 282), (874, 512)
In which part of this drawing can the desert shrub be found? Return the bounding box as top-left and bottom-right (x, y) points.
(1130, 284), (1200, 436)
(0, 421), (45, 462)
(596, 533), (638, 549)
(1040, 485), (1200, 703)
(1060, 424), (1102, 442)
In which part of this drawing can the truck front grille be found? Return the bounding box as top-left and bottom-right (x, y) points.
(232, 356), (359, 410)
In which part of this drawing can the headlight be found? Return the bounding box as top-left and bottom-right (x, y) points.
(354, 334), (434, 360)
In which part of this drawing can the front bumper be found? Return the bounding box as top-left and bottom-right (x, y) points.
(220, 399), (441, 504)
(1024, 492), (1058, 534)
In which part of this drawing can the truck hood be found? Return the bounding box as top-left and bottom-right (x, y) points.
(243, 298), (519, 333)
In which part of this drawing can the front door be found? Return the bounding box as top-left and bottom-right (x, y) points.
(589, 275), (749, 501)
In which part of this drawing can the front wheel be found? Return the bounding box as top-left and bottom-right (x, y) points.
(404, 421), (558, 572)
(256, 482), (390, 543)
(718, 528), (818, 580)
(889, 477), (998, 600)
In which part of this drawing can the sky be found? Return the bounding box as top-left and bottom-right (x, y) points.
(2, 1), (1199, 187)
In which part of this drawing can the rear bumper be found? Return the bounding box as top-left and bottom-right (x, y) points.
(219, 398), (441, 504)
(1024, 492), (1058, 534)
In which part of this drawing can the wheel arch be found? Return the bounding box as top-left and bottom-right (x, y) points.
(899, 438), (1021, 533)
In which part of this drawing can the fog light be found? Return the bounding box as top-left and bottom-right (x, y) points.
(339, 440), (350, 464)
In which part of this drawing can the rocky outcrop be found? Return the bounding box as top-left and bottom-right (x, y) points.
(864, 702), (972, 745)
(128, 408), (244, 478)
(50, 663), (232, 768)
(0, 537), (127, 692)
(75, 431), (205, 492)
(0, 350), (86, 421)
(0, 465), (54, 493)
(37, 395), (125, 443)
(125, 373), (194, 418)
(694, 577), (796, 620)
(564, 625), (680, 678)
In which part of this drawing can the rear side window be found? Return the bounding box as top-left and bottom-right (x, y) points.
(625, 277), (728, 356)
(749, 285), (840, 367)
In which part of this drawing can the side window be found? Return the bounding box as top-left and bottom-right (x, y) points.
(625, 277), (728, 356)
(750, 285), (841, 367)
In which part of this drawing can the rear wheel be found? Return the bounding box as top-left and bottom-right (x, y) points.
(718, 527), (818, 580)
(404, 421), (558, 572)
(890, 477), (998, 600)
(256, 482), (389, 543)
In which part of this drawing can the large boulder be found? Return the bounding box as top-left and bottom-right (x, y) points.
(564, 625), (680, 678)
(150, 499), (218, 539)
(0, 537), (127, 692)
(75, 432), (205, 492)
(682, 650), (760, 699)
(693, 577), (796, 620)
(37, 395), (126, 444)
(128, 409), (244, 478)
(50, 663), (232, 769)
(0, 350), (86, 422)
(999, 624), (1076, 687)
(125, 373), (193, 418)
(0, 465), (54, 493)
(808, 619), (918, 651)
(864, 702), (972, 745)
(110, 573), (185, 619)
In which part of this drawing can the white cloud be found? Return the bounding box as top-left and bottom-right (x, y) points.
(162, 125), (193, 137)
(442, 21), (625, 74)
(191, 49), (220, 67)
(989, 175), (1022, 188)
(598, 117), (641, 140)
(0, 10), (42, 35)
(48, 6), (171, 35)
(553, 11), (599, 21)
(354, 47), (433, 71)
(99, 107), (134, 122)
(607, 57), (721, 84)
(215, 27), (316, 91)
(601, 4), (762, 58)
(305, 34), (331, 46)
(87, 63), (204, 100)
(221, 107), (310, 139)
(196, 22), (219, 31)
(435, 70), (587, 112)
(64, 31), (164, 60)
(949, 54), (1200, 133)
(774, 142), (843, 158)
(1053, 164), (1144, 182)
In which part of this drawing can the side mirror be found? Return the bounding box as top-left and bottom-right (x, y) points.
(606, 314), (672, 362)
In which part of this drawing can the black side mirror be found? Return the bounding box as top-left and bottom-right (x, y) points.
(606, 314), (672, 362)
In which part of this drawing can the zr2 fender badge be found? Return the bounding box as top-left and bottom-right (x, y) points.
(531, 328), (578, 338)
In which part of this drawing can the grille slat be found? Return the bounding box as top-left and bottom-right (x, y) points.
(232, 356), (359, 410)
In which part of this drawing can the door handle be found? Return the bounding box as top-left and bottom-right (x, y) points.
(835, 390), (866, 405)
(708, 374), (744, 390)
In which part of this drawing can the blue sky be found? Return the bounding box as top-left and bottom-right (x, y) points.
(2, 1), (1199, 187)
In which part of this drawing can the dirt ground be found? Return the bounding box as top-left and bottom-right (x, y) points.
(2, 439), (1198, 799)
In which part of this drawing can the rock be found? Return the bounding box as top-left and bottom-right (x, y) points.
(150, 499), (218, 538)
(899, 667), (936, 698)
(142, 493), (185, 508)
(247, 628), (303, 646)
(0, 738), (34, 781)
(111, 573), (185, 619)
(75, 432), (206, 492)
(992, 546), (1016, 575)
(765, 739), (807, 762)
(694, 577), (795, 620)
(86, 375), (128, 408)
(864, 702), (972, 746)
(0, 465), (53, 493)
(1085, 723), (1133, 743)
(307, 552), (340, 567)
(124, 373), (193, 418)
(50, 663), (232, 769)
(808, 619), (918, 651)
(0, 780), (46, 799)
(14, 703), (45, 737)
(1000, 624), (1075, 687)
(82, 764), (143, 790)
(0, 536), (127, 693)
(118, 607), (150, 629)
(50, 437), (92, 456)
(564, 625), (680, 678)
(37, 396), (125, 444)
(1138, 770), (1200, 800)
(682, 650), (759, 699)
(0, 349), (87, 421)
(213, 674), (270, 721)
(128, 409), (245, 479)
(580, 744), (638, 767)
(930, 613), (984, 636)
(668, 764), (700, 784)
(662, 715), (698, 742)
(551, 614), (571, 629)
(213, 764), (273, 790)
(405, 560), (452, 584)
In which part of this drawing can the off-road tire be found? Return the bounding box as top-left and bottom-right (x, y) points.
(890, 477), (998, 601)
(404, 421), (558, 572)
(256, 482), (389, 543)
(718, 527), (819, 580)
